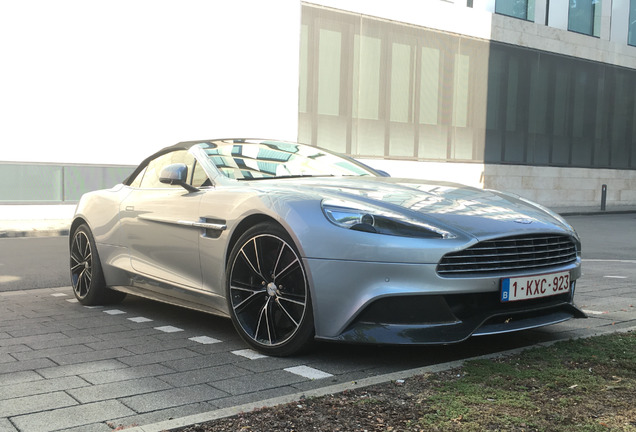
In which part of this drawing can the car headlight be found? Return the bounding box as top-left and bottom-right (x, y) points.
(321, 199), (456, 239)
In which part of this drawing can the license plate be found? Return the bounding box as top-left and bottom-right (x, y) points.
(501, 270), (570, 302)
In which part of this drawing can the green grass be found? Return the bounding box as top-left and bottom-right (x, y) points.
(416, 332), (636, 431)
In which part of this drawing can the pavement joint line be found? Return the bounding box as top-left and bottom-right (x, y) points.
(124, 324), (636, 432)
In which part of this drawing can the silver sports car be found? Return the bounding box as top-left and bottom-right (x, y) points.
(70, 139), (585, 356)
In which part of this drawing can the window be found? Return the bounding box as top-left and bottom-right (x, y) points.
(128, 167), (146, 188)
(495, 0), (535, 21)
(629, 0), (636, 46)
(317, 29), (341, 116)
(200, 141), (373, 180)
(190, 161), (210, 188)
(568, 0), (601, 37)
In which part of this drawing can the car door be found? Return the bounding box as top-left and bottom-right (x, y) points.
(119, 150), (205, 290)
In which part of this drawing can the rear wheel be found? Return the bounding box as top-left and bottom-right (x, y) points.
(226, 222), (314, 356)
(70, 224), (126, 305)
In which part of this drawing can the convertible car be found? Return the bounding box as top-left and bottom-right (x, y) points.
(70, 139), (585, 356)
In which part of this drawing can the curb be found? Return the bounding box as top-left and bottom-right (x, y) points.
(558, 209), (636, 217)
(125, 324), (636, 432)
(0, 229), (69, 239)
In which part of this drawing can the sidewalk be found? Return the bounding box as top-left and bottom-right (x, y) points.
(0, 205), (75, 238)
(1, 207), (635, 431)
(0, 259), (634, 432)
(2, 204), (636, 238)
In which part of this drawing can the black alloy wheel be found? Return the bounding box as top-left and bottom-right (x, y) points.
(70, 224), (125, 305)
(227, 222), (314, 356)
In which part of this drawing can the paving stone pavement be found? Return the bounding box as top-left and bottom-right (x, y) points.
(0, 256), (634, 432)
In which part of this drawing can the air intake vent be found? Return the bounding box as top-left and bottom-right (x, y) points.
(437, 234), (577, 276)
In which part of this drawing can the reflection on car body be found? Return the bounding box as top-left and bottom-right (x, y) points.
(69, 139), (585, 356)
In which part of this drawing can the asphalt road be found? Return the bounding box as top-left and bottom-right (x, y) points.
(0, 213), (634, 292)
(0, 236), (69, 291)
(566, 213), (636, 260)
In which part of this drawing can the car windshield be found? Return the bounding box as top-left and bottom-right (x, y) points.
(197, 140), (376, 180)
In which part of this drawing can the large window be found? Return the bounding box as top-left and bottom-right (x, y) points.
(568, 0), (601, 37)
(495, 0), (535, 21)
(629, 0), (636, 46)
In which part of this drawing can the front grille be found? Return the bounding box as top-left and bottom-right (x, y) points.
(437, 234), (578, 276)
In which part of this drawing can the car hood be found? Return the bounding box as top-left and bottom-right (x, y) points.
(251, 176), (576, 240)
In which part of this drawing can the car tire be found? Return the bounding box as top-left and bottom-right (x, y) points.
(226, 222), (314, 356)
(70, 224), (126, 305)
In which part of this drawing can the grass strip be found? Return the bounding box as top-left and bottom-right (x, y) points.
(176, 331), (636, 432)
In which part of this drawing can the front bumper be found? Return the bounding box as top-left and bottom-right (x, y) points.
(305, 258), (583, 344)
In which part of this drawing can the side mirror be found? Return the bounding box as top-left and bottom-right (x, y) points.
(159, 163), (198, 192)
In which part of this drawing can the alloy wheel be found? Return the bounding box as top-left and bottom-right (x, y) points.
(229, 233), (308, 348)
(70, 230), (92, 299)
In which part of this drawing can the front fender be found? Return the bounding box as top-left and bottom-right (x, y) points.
(72, 184), (131, 247)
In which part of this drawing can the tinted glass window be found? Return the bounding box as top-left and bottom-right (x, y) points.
(495, 0), (535, 21)
(568, 0), (601, 37)
(629, 0), (636, 46)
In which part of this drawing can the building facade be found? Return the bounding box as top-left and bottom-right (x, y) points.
(299, 0), (636, 208)
(2, 0), (636, 208)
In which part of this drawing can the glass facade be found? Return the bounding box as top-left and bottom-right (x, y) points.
(495, 0), (535, 21)
(299, 5), (636, 170)
(568, 0), (602, 37)
(629, 0), (636, 46)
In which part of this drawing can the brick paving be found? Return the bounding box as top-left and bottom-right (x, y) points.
(1, 208), (635, 431)
(0, 258), (633, 432)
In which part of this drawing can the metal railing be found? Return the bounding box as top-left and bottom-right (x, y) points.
(0, 162), (135, 203)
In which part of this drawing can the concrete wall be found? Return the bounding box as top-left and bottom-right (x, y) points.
(361, 158), (636, 209)
(484, 165), (636, 208)
(490, 5), (636, 69)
